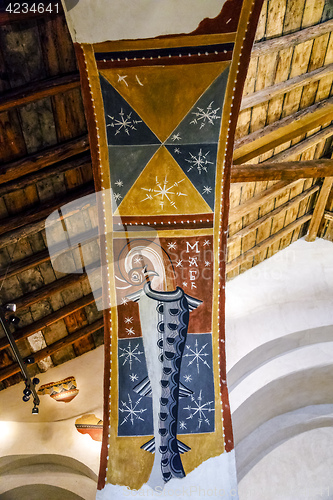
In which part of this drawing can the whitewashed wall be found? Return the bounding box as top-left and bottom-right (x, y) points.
(61, 0), (227, 43)
(226, 237), (333, 499)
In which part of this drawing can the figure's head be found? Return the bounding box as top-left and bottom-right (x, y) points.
(116, 239), (175, 292)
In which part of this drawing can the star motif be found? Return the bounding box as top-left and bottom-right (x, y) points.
(129, 373), (139, 382)
(171, 133), (181, 141)
(205, 261), (211, 267)
(202, 186), (212, 195)
(107, 109), (142, 136)
(117, 74), (128, 86)
(203, 240), (211, 246)
(167, 242), (177, 250)
(174, 148), (181, 154)
(184, 390), (215, 428)
(121, 297), (129, 305)
(185, 149), (213, 174)
(182, 281), (188, 287)
(184, 339), (210, 373)
(126, 327), (136, 336)
(119, 393), (147, 426)
(115, 179), (123, 188)
(141, 176), (187, 211)
(124, 317), (133, 324)
(114, 193), (122, 201)
(119, 341), (144, 369)
(176, 260), (183, 268)
(179, 421), (187, 430)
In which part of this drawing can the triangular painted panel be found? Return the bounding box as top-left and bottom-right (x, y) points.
(166, 144), (218, 210)
(109, 145), (160, 212)
(100, 62), (229, 143)
(165, 66), (229, 145)
(99, 75), (160, 146)
(116, 146), (211, 216)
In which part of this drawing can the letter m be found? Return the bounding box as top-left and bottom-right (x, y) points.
(186, 241), (199, 253)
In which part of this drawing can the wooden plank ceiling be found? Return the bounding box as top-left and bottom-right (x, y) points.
(0, 0), (332, 390)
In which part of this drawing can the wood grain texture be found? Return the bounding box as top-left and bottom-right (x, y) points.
(0, 319), (104, 383)
(233, 97), (333, 164)
(227, 212), (312, 272)
(231, 159), (333, 181)
(305, 177), (333, 240)
(240, 62), (333, 110)
(252, 18), (333, 56)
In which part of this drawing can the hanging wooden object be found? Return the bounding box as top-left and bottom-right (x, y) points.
(61, 0), (264, 497)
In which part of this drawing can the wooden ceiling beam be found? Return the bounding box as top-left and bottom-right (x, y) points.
(227, 213), (312, 273)
(231, 159), (333, 182)
(324, 211), (333, 222)
(240, 63), (333, 111)
(0, 73), (80, 113)
(0, 290), (101, 352)
(233, 97), (333, 165)
(263, 125), (333, 164)
(252, 19), (333, 58)
(0, 318), (104, 383)
(0, 183), (94, 243)
(0, 249), (51, 281)
(228, 180), (300, 224)
(0, 153), (91, 198)
(228, 184), (319, 244)
(305, 177), (333, 242)
(0, 220), (51, 250)
(0, 135), (89, 184)
(6, 272), (89, 311)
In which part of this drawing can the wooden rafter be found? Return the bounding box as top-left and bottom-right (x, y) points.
(0, 318), (104, 383)
(0, 135), (89, 184)
(0, 183), (95, 249)
(5, 273), (89, 311)
(324, 211), (333, 222)
(252, 19), (333, 57)
(227, 213), (313, 273)
(228, 185), (319, 244)
(0, 290), (101, 352)
(228, 180), (299, 224)
(263, 125), (333, 164)
(0, 153), (91, 198)
(305, 177), (333, 242)
(0, 183), (94, 236)
(233, 97), (333, 165)
(0, 249), (51, 281)
(240, 63), (333, 111)
(0, 73), (80, 113)
(231, 159), (333, 182)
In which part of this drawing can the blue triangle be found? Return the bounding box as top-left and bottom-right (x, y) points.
(166, 144), (217, 210)
(99, 75), (160, 146)
(109, 145), (160, 212)
(165, 67), (229, 145)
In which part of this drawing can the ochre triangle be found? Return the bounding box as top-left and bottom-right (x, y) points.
(115, 146), (211, 216)
(100, 62), (229, 143)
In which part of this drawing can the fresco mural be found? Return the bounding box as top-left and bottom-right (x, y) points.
(37, 376), (79, 403)
(75, 414), (104, 442)
(61, 0), (264, 497)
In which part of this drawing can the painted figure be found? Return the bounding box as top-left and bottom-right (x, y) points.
(118, 242), (202, 488)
